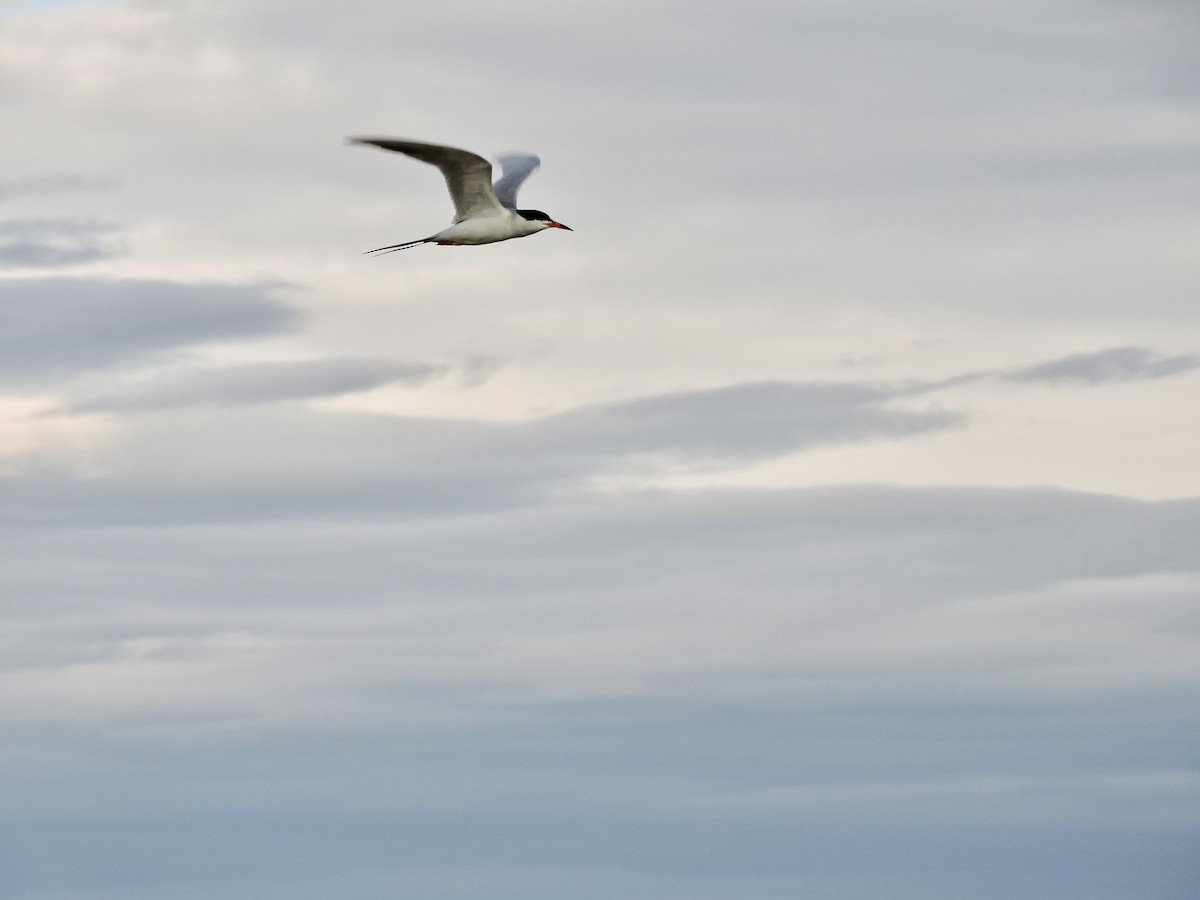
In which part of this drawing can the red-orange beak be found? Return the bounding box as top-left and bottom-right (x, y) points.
(547, 221), (573, 231)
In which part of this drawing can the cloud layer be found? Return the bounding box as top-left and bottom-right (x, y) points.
(1, 0), (1199, 898)
(2, 482), (1198, 899)
(0, 277), (299, 382)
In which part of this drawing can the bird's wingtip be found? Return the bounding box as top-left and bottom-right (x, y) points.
(496, 152), (541, 167)
(348, 136), (402, 148)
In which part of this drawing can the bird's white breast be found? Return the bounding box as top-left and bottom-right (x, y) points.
(433, 212), (542, 245)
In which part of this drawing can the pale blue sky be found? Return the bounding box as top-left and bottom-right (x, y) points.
(0, 0), (107, 17)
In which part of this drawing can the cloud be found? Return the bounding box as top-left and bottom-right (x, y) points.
(1, 484), (1197, 871)
(458, 353), (505, 387)
(64, 358), (444, 412)
(0, 217), (127, 268)
(0, 379), (966, 528)
(909, 346), (1200, 395)
(0, 174), (116, 203)
(3, 482), (1197, 719)
(536, 381), (963, 466)
(0, 276), (301, 384)
(1003, 346), (1200, 386)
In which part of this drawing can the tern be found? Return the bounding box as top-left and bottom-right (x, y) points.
(350, 138), (573, 254)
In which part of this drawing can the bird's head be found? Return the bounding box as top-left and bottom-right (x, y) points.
(517, 209), (573, 232)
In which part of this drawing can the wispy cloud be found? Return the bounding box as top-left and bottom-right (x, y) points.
(1003, 346), (1200, 386)
(0, 218), (127, 268)
(909, 346), (1200, 395)
(0, 174), (116, 204)
(535, 381), (962, 466)
(65, 358), (445, 412)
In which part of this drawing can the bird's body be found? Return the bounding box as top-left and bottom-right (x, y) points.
(425, 210), (548, 246)
(350, 138), (572, 253)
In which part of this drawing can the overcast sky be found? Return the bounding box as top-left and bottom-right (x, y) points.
(2, 0), (1199, 898)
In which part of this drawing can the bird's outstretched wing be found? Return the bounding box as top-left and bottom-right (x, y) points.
(351, 138), (505, 223)
(492, 154), (541, 210)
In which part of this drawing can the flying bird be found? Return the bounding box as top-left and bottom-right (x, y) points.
(350, 138), (573, 254)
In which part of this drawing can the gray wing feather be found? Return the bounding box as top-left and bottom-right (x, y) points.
(351, 138), (505, 222)
(492, 154), (541, 210)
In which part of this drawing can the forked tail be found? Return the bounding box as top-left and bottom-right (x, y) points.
(364, 237), (433, 255)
